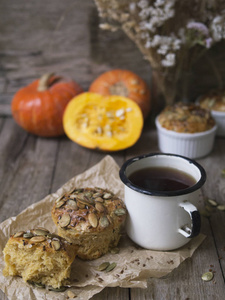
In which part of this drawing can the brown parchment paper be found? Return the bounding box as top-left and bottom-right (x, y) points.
(0, 155), (205, 300)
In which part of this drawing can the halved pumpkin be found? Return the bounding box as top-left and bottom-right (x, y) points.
(63, 92), (143, 151)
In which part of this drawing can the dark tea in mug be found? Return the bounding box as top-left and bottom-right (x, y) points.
(128, 167), (196, 192)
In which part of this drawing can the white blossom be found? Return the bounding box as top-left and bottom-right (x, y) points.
(129, 2), (136, 13)
(151, 34), (162, 46)
(137, 0), (149, 9)
(95, 0), (225, 69)
(157, 44), (169, 55)
(187, 21), (209, 36)
(210, 15), (225, 42)
(155, 0), (166, 7)
(161, 53), (176, 67)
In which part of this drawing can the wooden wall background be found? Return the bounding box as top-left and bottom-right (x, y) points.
(1, 0), (225, 118)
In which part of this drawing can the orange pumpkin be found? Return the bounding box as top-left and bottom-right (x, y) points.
(11, 73), (83, 137)
(63, 92), (144, 151)
(89, 69), (151, 119)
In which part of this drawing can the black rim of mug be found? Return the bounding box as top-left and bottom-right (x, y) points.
(119, 152), (207, 196)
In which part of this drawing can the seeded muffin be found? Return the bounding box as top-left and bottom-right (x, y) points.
(199, 90), (225, 112)
(157, 102), (215, 133)
(51, 187), (127, 260)
(3, 228), (76, 289)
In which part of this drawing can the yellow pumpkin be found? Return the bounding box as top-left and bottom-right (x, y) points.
(63, 92), (143, 151)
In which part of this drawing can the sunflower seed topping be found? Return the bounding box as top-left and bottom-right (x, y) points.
(88, 213), (98, 228)
(114, 208), (126, 216)
(59, 215), (71, 228)
(30, 236), (46, 243)
(52, 240), (61, 251)
(56, 200), (65, 209)
(33, 229), (49, 236)
(110, 247), (119, 254)
(93, 192), (103, 198)
(67, 200), (78, 210)
(95, 202), (105, 213)
(55, 195), (64, 203)
(36, 227), (49, 232)
(103, 193), (112, 199)
(95, 197), (104, 203)
(23, 232), (34, 238)
(14, 231), (24, 238)
(99, 216), (109, 228)
(77, 201), (86, 209)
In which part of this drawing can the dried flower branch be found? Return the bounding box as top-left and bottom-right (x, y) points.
(94, 0), (225, 105)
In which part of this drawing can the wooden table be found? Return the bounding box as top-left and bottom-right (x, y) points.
(0, 1), (225, 299)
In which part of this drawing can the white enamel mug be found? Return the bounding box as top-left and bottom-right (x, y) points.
(119, 153), (206, 251)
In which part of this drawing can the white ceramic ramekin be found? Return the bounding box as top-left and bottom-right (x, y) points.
(196, 97), (225, 137)
(155, 117), (217, 159)
(210, 110), (225, 137)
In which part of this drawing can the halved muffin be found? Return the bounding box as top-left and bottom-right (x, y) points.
(3, 228), (76, 289)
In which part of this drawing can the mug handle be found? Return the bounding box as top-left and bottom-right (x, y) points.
(178, 201), (201, 238)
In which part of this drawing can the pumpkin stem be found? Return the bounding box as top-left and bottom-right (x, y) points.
(37, 73), (54, 91)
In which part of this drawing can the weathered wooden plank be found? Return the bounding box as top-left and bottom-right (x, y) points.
(0, 119), (59, 223)
(126, 134), (225, 299)
(198, 137), (225, 278)
(91, 286), (129, 300)
(50, 136), (125, 193)
(1, 1), (225, 300)
(0, 104), (11, 117)
(130, 214), (225, 300)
